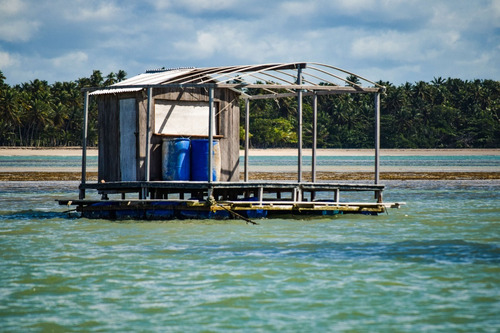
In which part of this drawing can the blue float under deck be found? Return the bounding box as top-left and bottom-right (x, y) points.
(59, 181), (403, 220)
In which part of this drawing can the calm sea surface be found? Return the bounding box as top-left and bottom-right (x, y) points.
(1, 154), (500, 171)
(1, 155), (499, 332)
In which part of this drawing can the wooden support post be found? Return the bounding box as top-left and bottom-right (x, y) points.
(297, 66), (303, 183)
(376, 190), (383, 203)
(293, 187), (303, 203)
(79, 91), (89, 199)
(244, 98), (250, 182)
(375, 92), (380, 185)
(208, 86), (214, 184)
(312, 92), (318, 183)
(146, 87), (152, 184)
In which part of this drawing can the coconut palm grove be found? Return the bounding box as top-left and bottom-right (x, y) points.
(0, 70), (498, 149)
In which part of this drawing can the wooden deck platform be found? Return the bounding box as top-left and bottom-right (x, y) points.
(59, 181), (404, 220)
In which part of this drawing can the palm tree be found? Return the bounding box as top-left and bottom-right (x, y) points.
(345, 74), (361, 87)
(104, 72), (116, 86)
(116, 70), (127, 82)
(90, 70), (104, 87)
(431, 77), (446, 86)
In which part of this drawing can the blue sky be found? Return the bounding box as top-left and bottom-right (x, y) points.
(1, 0), (499, 86)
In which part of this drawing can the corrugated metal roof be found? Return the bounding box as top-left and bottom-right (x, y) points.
(89, 87), (141, 96)
(90, 68), (195, 95)
(88, 62), (385, 97)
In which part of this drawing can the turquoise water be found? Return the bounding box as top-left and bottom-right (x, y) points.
(1, 158), (500, 331)
(245, 155), (500, 168)
(0, 156), (98, 169)
(1, 154), (499, 170)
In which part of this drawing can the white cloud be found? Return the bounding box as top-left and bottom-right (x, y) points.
(362, 64), (423, 84)
(58, 1), (125, 22)
(326, 0), (427, 22)
(179, 0), (238, 12)
(351, 31), (419, 62)
(177, 31), (219, 57)
(146, 0), (170, 10)
(0, 0), (40, 42)
(146, 0), (238, 12)
(493, 0), (500, 16)
(172, 21), (318, 65)
(333, 0), (377, 13)
(0, 20), (39, 42)
(1, 0), (498, 85)
(0, 0), (25, 15)
(52, 51), (88, 68)
(0, 51), (19, 68)
(350, 27), (466, 64)
(279, 1), (318, 17)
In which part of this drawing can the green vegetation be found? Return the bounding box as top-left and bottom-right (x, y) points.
(0, 70), (498, 148)
(242, 78), (499, 148)
(0, 70), (126, 147)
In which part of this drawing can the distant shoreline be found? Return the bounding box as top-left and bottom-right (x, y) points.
(1, 147), (498, 181)
(1, 147), (499, 157)
(1, 171), (499, 182)
(240, 148), (500, 156)
(0, 147), (98, 156)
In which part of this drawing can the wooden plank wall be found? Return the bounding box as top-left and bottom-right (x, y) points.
(147, 87), (240, 182)
(137, 92), (148, 181)
(218, 88), (240, 181)
(97, 87), (240, 182)
(97, 95), (120, 181)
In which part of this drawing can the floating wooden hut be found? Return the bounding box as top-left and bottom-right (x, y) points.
(59, 62), (403, 220)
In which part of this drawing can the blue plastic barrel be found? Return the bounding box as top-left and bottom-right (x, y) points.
(162, 138), (190, 180)
(190, 139), (221, 181)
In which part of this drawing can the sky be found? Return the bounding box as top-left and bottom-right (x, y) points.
(0, 0), (499, 86)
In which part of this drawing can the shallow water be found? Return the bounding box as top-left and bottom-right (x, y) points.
(1, 154), (499, 173)
(1, 179), (499, 332)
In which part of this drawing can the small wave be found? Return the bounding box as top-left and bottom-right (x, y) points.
(172, 240), (500, 265)
(0, 209), (79, 221)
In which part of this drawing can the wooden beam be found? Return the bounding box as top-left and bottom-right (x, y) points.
(375, 92), (380, 185)
(297, 66), (303, 183)
(208, 87), (214, 183)
(88, 83), (381, 97)
(312, 92), (317, 183)
(145, 88), (152, 184)
(79, 91), (89, 199)
(247, 88), (380, 100)
(244, 99), (250, 182)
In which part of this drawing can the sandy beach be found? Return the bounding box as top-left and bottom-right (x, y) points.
(1, 147), (499, 157)
(0, 147), (98, 157)
(1, 147), (499, 181)
(241, 148), (500, 156)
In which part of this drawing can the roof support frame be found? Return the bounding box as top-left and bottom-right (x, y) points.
(306, 64), (363, 89)
(309, 62), (383, 88)
(145, 87), (152, 186)
(79, 90), (89, 199)
(375, 92), (381, 186)
(245, 87), (381, 101)
(297, 66), (303, 183)
(244, 98), (250, 182)
(199, 64), (264, 84)
(208, 87), (215, 184)
(87, 62), (385, 187)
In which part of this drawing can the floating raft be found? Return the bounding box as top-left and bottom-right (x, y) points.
(59, 181), (403, 220)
